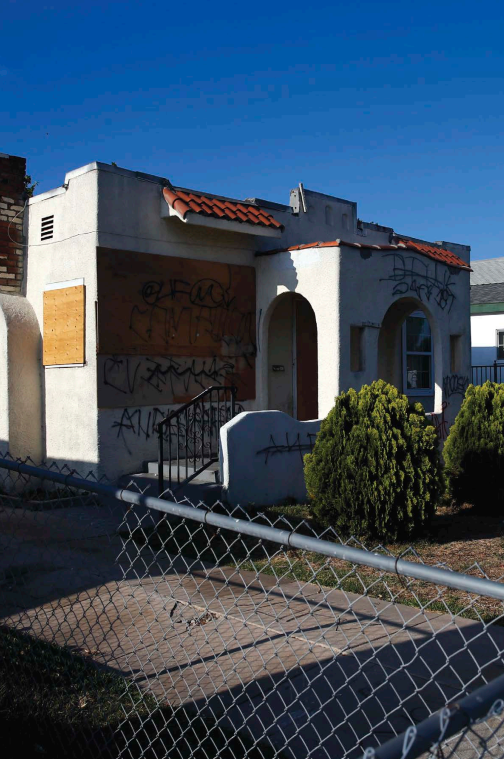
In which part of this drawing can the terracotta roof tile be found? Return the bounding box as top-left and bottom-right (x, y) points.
(163, 187), (284, 230)
(257, 238), (471, 270)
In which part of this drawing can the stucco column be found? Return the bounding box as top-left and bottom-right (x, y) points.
(0, 294), (43, 459)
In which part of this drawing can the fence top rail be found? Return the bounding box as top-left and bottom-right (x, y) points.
(2, 456), (504, 601)
(363, 671), (504, 759)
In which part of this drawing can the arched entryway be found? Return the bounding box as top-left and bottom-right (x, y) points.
(267, 293), (318, 420)
(377, 297), (441, 413)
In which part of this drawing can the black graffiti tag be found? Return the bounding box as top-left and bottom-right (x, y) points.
(443, 374), (469, 399)
(103, 355), (240, 398)
(256, 432), (318, 464)
(380, 253), (456, 312)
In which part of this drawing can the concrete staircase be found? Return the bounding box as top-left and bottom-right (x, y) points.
(118, 460), (224, 506)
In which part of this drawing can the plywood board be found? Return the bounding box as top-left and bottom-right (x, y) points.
(43, 285), (85, 366)
(97, 248), (256, 401)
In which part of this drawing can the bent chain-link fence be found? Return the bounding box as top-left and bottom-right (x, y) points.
(1, 452), (504, 759)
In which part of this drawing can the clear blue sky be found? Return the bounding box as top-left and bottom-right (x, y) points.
(1, 0), (503, 260)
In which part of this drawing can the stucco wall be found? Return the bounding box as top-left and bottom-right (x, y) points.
(338, 244), (472, 439)
(471, 313), (504, 365)
(257, 247), (340, 419)
(220, 411), (321, 507)
(26, 168), (99, 470)
(20, 161), (472, 479)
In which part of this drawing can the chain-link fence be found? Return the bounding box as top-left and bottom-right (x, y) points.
(1, 452), (504, 759)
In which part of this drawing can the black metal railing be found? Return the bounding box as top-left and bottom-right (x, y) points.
(472, 362), (504, 385)
(156, 385), (238, 496)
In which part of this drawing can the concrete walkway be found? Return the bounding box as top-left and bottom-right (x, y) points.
(1, 500), (504, 758)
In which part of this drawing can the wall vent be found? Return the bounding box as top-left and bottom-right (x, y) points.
(41, 215), (54, 241)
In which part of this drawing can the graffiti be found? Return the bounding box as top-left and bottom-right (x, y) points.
(380, 253), (456, 312)
(100, 354), (242, 407)
(443, 374), (469, 399)
(112, 401), (244, 455)
(256, 432), (318, 465)
(129, 270), (256, 360)
(430, 401), (449, 442)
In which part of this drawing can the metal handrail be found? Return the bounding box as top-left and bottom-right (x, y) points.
(155, 385), (237, 497)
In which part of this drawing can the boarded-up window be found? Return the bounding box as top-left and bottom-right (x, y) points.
(96, 248), (256, 403)
(43, 284), (85, 366)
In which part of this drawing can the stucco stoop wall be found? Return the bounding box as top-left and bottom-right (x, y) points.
(220, 411), (322, 507)
(0, 294), (42, 460)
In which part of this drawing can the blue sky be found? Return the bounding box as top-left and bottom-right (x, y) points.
(1, 0), (503, 260)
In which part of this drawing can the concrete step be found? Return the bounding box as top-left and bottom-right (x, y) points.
(146, 459), (219, 484)
(117, 472), (224, 507)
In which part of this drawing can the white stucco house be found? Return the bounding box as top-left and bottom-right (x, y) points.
(0, 158), (472, 483)
(470, 258), (504, 384)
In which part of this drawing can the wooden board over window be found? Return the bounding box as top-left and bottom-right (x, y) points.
(96, 248), (256, 401)
(43, 285), (85, 366)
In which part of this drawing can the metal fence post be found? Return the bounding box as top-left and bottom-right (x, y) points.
(158, 423), (164, 497)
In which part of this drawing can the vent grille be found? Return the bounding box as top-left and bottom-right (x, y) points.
(41, 215), (54, 241)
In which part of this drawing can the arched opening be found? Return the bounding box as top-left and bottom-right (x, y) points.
(378, 298), (441, 413)
(267, 293), (318, 420)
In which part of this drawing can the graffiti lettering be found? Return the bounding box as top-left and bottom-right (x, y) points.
(443, 374), (469, 399)
(380, 253), (456, 312)
(112, 402), (244, 455)
(128, 269), (256, 360)
(256, 433), (318, 465)
(103, 355), (240, 397)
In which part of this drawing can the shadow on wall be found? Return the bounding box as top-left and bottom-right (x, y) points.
(471, 347), (498, 365)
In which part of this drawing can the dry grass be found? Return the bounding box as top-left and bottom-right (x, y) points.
(241, 501), (504, 623)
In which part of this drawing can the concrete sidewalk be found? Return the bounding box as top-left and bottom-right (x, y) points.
(1, 501), (504, 758)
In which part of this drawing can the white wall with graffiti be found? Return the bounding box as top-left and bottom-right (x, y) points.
(1, 160), (471, 481)
(220, 411), (322, 507)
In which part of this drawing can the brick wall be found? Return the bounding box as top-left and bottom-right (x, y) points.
(0, 153), (26, 294)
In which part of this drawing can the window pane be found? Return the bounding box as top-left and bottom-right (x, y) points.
(407, 354), (431, 390)
(406, 316), (431, 353)
(498, 333), (504, 361)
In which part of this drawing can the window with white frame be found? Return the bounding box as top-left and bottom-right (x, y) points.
(497, 331), (504, 361)
(403, 312), (433, 395)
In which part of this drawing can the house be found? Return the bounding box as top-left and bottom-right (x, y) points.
(470, 257), (504, 383)
(0, 155), (472, 480)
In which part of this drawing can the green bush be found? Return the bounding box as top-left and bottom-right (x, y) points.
(304, 380), (443, 541)
(444, 381), (504, 511)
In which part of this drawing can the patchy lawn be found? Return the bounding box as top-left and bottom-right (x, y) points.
(128, 500), (504, 624)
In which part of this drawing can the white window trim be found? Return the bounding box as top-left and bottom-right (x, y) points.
(402, 312), (434, 397)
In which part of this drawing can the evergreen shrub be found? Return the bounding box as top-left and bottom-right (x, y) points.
(304, 380), (442, 541)
(443, 381), (504, 511)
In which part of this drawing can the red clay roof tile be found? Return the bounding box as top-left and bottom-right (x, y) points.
(258, 238), (471, 270)
(163, 187), (284, 231)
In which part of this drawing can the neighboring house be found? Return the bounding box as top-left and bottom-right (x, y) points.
(470, 257), (504, 382)
(0, 156), (472, 479)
